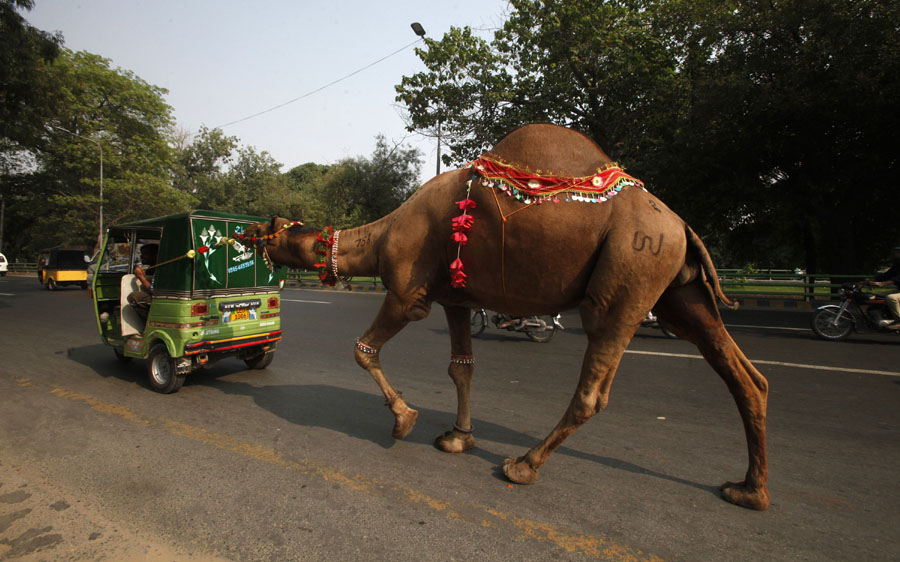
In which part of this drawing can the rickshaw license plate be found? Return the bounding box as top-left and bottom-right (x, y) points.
(231, 308), (250, 321)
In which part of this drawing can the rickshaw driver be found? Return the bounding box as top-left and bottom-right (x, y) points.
(128, 243), (158, 321)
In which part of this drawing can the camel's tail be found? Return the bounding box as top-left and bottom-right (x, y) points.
(686, 226), (738, 310)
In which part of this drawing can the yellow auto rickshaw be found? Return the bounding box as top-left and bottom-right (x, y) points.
(38, 246), (91, 290)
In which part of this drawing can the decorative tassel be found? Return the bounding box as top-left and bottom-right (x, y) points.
(450, 258), (467, 288)
(451, 214), (474, 232)
(456, 198), (477, 211)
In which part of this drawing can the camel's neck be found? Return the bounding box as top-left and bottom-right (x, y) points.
(330, 217), (391, 277)
(268, 215), (392, 278)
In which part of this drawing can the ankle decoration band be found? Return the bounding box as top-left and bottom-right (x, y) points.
(450, 355), (475, 365)
(356, 338), (378, 355)
(453, 424), (474, 434)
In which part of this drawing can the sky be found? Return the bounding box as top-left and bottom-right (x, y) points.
(24, 0), (511, 183)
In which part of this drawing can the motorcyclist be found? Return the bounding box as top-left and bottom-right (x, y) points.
(867, 245), (900, 330)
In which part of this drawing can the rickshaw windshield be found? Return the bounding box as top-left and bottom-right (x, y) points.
(99, 231), (161, 274)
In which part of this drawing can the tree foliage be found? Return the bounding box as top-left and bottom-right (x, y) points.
(396, 0), (900, 273)
(0, 0), (62, 158)
(297, 135), (422, 228)
(2, 46), (193, 255)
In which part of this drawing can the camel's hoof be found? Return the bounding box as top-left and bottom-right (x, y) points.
(391, 405), (419, 439)
(502, 456), (539, 485)
(434, 430), (475, 453)
(720, 481), (770, 511)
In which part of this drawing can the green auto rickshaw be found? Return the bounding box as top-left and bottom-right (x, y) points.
(91, 210), (286, 393)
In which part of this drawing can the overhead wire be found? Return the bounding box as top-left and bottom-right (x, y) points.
(213, 37), (424, 130)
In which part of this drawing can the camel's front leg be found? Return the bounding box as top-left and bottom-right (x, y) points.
(354, 292), (420, 439)
(434, 305), (476, 453)
(504, 299), (639, 485)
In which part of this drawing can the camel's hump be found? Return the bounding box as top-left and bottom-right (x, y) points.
(486, 124), (613, 178)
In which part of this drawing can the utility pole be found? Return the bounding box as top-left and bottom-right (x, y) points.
(410, 22), (441, 176)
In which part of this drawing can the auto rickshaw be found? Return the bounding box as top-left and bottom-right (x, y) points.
(91, 210), (286, 393)
(38, 246), (91, 289)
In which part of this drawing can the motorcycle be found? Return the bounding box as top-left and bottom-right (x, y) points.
(811, 282), (899, 341)
(641, 311), (678, 338)
(471, 309), (563, 343)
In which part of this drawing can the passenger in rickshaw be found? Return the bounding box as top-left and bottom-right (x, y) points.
(127, 243), (158, 321)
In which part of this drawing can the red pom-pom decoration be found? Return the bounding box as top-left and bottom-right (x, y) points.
(449, 258), (467, 288)
(197, 245), (210, 254)
(451, 231), (468, 245)
(451, 214), (474, 232)
(457, 198), (477, 211)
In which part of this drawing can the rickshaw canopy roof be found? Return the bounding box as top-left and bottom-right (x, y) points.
(105, 210), (283, 295)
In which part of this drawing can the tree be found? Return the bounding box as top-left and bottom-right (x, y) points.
(658, 0), (900, 272)
(172, 126), (238, 210)
(284, 162), (331, 225)
(396, 0), (900, 273)
(0, 0), (62, 164)
(304, 135), (422, 227)
(225, 146), (304, 219)
(1, 47), (193, 257)
(396, 0), (683, 168)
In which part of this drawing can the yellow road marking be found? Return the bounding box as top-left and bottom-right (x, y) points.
(26, 380), (661, 561)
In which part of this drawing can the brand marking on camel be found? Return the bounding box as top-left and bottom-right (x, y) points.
(632, 231), (663, 255)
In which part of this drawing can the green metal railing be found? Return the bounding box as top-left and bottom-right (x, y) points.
(6, 263), (886, 303)
(716, 269), (884, 302)
(286, 269), (886, 302)
(6, 262), (39, 273)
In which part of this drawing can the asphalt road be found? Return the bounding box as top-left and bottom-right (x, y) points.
(1, 274), (899, 561)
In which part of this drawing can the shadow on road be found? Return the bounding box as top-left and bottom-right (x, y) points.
(66, 342), (720, 501)
(207, 379), (719, 499)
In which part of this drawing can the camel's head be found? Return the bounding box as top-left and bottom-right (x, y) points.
(233, 216), (314, 269)
(237, 216), (304, 246)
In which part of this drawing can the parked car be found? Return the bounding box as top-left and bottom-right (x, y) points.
(0, 252), (7, 276)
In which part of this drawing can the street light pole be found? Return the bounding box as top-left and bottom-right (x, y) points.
(410, 22), (441, 176)
(52, 125), (103, 247)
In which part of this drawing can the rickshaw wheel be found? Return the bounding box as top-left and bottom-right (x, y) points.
(147, 343), (185, 394)
(47, 278), (57, 290)
(244, 350), (275, 370)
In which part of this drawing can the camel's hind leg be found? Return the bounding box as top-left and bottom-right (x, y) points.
(655, 282), (770, 510)
(355, 291), (424, 439)
(434, 305), (476, 453)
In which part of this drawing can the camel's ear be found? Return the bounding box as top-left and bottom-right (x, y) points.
(268, 215), (281, 232)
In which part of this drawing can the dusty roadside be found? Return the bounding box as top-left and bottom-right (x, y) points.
(0, 456), (228, 562)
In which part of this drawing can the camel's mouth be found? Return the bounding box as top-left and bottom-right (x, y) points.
(234, 222), (271, 245)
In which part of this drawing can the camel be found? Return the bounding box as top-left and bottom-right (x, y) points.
(241, 123), (770, 510)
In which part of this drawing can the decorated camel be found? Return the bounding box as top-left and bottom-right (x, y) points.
(240, 123), (770, 510)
